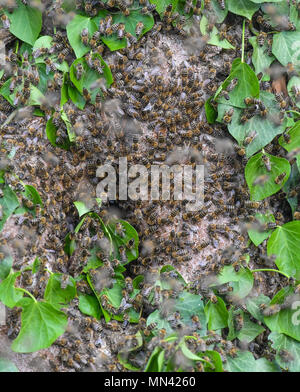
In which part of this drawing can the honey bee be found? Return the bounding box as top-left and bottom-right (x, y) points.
(217, 0), (225, 10)
(117, 0), (130, 16)
(193, 0), (202, 15)
(83, 88), (91, 103)
(243, 130), (257, 146)
(275, 92), (288, 109)
(1, 14), (10, 29)
(262, 154), (271, 172)
(256, 15), (272, 30)
(274, 172), (286, 185)
(141, 4), (156, 14)
(89, 31), (100, 48)
(45, 57), (56, 74)
(75, 62), (83, 80)
(60, 274), (70, 290)
(92, 58), (104, 74)
(125, 277), (133, 294)
(81, 28), (89, 46)
(257, 32), (267, 46)
(291, 85), (300, 101)
(119, 245), (127, 264)
(135, 21), (144, 37)
(223, 107), (234, 123)
(32, 47), (48, 59)
(184, 0), (193, 14)
(233, 313), (244, 331)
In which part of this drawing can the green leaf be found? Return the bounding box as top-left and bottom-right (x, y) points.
(69, 54), (113, 104)
(227, 0), (260, 19)
(78, 294), (102, 319)
(68, 84), (86, 109)
(246, 294), (271, 322)
(237, 314), (265, 343)
(144, 346), (163, 372)
(61, 110), (76, 143)
(201, 350), (224, 372)
(272, 31), (300, 67)
(200, 16), (235, 49)
(217, 266), (254, 299)
(245, 152), (291, 200)
(204, 296), (228, 330)
(0, 272), (23, 308)
(44, 273), (76, 307)
(205, 97), (217, 124)
(249, 36), (274, 81)
(288, 76), (300, 109)
(209, 0), (229, 23)
(106, 220), (139, 264)
(9, 0), (42, 45)
(248, 212), (276, 246)
(283, 162), (300, 215)
(269, 332), (300, 372)
(66, 14), (98, 58)
(224, 350), (278, 372)
(149, 0), (177, 16)
(46, 117), (70, 150)
(0, 250), (13, 280)
(60, 74), (69, 107)
(118, 353), (141, 371)
(0, 186), (20, 232)
(32, 257), (41, 274)
(180, 341), (202, 361)
(264, 306), (300, 342)
(215, 59), (259, 108)
(218, 92), (288, 157)
(270, 285), (294, 305)
(0, 358), (19, 372)
(11, 299), (68, 353)
(267, 221), (300, 278)
(23, 185), (43, 207)
(74, 201), (92, 217)
(160, 265), (186, 286)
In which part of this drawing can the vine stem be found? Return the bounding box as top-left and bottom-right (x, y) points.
(251, 268), (290, 279)
(241, 19), (246, 63)
(16, 287), (37, 302)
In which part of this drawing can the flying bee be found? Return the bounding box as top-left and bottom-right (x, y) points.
(279, 349), (295, 363)
(135, 21), (144, 37)
(60, 274), (70, 290)
(243, 130), (257, 146)
(253, 174), (269, 186)
(1, 14), (10, 29)
(45, 57), (56, 74)
(81, 28), (89, 46)
(259, 303), (281, 316)
(262, 154), (271, 172)
(274, 172), (286, 185)
(223, 108), (234, 123)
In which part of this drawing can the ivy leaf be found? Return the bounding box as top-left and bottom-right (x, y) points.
(11, 298), (68, 353)
(69, 54), (113, 104)
(227, 0), (260, 20)
(267, 221), (300, 279)
(218, 92), (287, 157)
(44, 273), (76, 308)
(149, 0), (178, 16)
(46, 117), (71, 150)
(0, 358), (19, 372)
(215, 59), (259, 108)
(205, 97), (217, 124)
(74, 201), (92, 217)
(0, 272), (23, 308)
(272, 31), (300, 67)
(237, 314), (265, 343)
(264, 306), (300, 342)
(68, 84), (86, 109)
(246, 294), (271, 322)
(144, 346), (164, 372)
(283, 162), (300, 216)
(106, 220), (139, 264)
(270, 285), (294, 305)
(287, 76), (300, 109)
(0, 250), (13, 280)
(208, 0), (229, 23)
(61, 110), (76, 143)
(118, 353), (141, 371)
(217, 266), (254, 299)
(66, 14), (98, 58)
(279, 120), (300, 170)
(269, 332), (300, 372)
(248, 212), (276, 246)
(224, 350), (278, 372)
(204, 296), (228, 330)
(249, 36), (274, 81)
(245, 152), (291, 201)
(78, 294), (102, 320)
(8, 0), (42, 45)
(23, 185), (43, 207)
(0, 186), (19, 232)
(200, 16), (235, 49)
